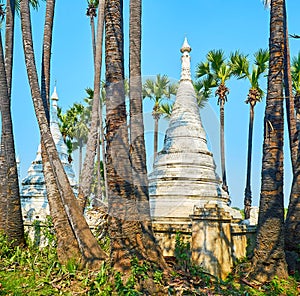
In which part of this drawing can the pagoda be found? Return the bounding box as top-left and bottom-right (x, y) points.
(148, 38), (232, 223)
(20, 88), (78, 222)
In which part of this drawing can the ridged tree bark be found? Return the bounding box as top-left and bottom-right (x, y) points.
(77, 0), (105, 211)
(283, 0), (300, 273)
(0, 28), (25, 246)
(0, 0), (25, 245)
(129, 0), (167, 267)
(20, 0), (106, 268)
(250, 0), (288, 282)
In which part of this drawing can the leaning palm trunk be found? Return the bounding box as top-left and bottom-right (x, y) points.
(250, 0), (288, 282)
(129, 0), (167, 268)
(0, 29), (25, 246)
(39, 0), (83, 263)
(78, 0), (105, 211)
(20, 0), (106, 267)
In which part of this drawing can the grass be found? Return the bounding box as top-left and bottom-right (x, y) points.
(0, 230), (299, 295)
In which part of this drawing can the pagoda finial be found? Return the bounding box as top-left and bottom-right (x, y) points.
(180, 37), (192, 81)
(51, 86), (59, 101)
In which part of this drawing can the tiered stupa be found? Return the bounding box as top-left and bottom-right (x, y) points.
(21, 88), (78, 221)
(149, 38), (231, 223)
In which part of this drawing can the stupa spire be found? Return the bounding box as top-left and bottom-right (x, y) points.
(180, 37), (192, 82)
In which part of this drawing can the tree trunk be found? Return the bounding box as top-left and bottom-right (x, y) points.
(244, 104), (254, 220)
(250, 0), (288, 282)
(283, 0), (300, 273)
(219, 100), (229, 194)
(129, 0), (167, 267)
(40, 0), (56, 122)
(153, 115), (159, 162)
(20, 0), (106, 268)
(0, 28), (25, 246)
(77, 1), (105, 212)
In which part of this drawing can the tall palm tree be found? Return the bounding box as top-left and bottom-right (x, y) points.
(142, 74), (177, 161)
(129, 0), (167, 270)
(196, 49), (232, 194)
(250, 0), (288, 282)
(20, 0), (106, 267)
(284, 52), (300, 272)
(230, 49), (269, 219)
(86, 0), (98, 60)
(78, 0), (105, 211)
(0, 0), (25, 246)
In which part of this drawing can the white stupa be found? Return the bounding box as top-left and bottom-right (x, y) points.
(149, 38), (231, 222)
(21, 88), (78, 221)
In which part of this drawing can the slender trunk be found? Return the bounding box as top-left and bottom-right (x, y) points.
(79, 144), (83, 176)
(78, 1), (105, 211)
(90, 16), (96, 62)
(244, 104), (254, 220)
(153, 115), (159, 162)
(129, 0), (167, 268)
(219, 100), (228, 194)
(283, 0), (300, 273)
(20, 0), (106, 267)
(250, 0), (288, 282)
(283, 0), (297, 171)
(4, 0), (15, 98)
(0, 30), (25, 245)
(41, 0), (55, 122)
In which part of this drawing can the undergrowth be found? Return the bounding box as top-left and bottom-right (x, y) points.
(0, 229), (299, 295)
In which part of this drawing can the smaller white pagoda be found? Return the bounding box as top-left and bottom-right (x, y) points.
(20, 88), (78, 222)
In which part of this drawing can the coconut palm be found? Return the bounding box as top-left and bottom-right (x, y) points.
(142, 74), (177, 161)
(20, 0), (106, 267)
(196, 49), (232, 194)
(230, 49), (269, 220)
(250, 0), (288, 282)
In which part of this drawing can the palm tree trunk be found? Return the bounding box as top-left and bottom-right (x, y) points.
(219, 101), (228, 194)
(0, 29), (25, 246)
(41, 0), (56, 122)
(244, 104), (254, 220)
(283, 0), (300, 273)
(20, 0), (106, 268)
(153, 115), (159, 162)
(79, 144), (83, 176)
(90, 15), (96, 62)
(77, 0), (105, 211)
(129, 0), (167, 268)
(250, 0), (288, 282)
(4, 0), (15, 98)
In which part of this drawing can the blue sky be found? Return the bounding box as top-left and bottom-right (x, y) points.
(8, 0), (300, 208)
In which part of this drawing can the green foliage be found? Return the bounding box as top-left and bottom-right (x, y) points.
(174, 232), (191, 270)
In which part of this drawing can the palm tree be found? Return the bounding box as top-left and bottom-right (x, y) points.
(129, 0), (167, 272)
(86, 0), (98, 60)
(78, 0), (105, 211)
(196, 49), (232, 194)
(284, 52), (300, 272)
(20, 0), (106, 267)
(250, 0), (288, 282)
(0, 0), (25, 246)
(142, 74), (177, 161)
(230, 49), (269, 220)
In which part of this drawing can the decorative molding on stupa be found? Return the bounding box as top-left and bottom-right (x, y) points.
(149, 38), (233, 222)
(21, 88), (78, 222)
